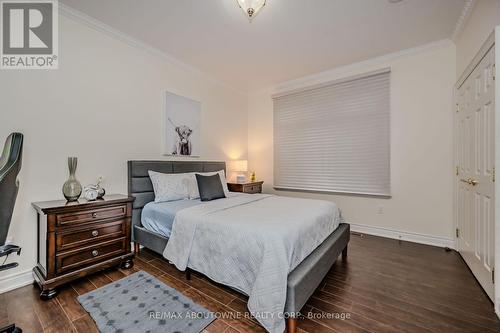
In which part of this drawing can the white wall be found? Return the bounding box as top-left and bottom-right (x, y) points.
(248, 41), (456, 246)
(455, 0), (500, 77)
(0, 15), (248, 291)
(0, 3), (480, 295)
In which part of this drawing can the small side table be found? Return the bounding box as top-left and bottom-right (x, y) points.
(227, 181), (264, 194)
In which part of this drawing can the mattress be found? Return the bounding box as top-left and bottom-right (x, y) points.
(141, 199), (202, 237)
(164, 193), (342, 333)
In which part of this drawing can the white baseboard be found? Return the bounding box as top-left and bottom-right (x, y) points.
(0, 269), (34, 294)
(349, 223), (455, 249)
(496, 298), (500, 319)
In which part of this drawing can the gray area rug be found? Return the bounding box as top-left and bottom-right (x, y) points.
(77, 270), (215, 333)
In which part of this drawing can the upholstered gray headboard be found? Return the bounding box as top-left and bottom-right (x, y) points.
(127, 160), (226, 241)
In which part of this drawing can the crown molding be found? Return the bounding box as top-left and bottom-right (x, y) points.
(59, 2), (468, 97)
(266, 38), (454, 96)
(58, 3), (245, 96)
(451, 0), (477, 42)
(455, 31), (494, 88)
(271, 67), (391, 99)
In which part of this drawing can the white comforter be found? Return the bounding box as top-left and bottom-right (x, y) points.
(163, 193), (342, 333)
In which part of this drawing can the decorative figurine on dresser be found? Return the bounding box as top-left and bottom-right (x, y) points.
(32, 194), (135, 299)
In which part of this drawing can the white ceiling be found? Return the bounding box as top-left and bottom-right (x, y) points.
(60, 0), (466, 92)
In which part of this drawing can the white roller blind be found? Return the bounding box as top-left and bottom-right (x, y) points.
(273, 70), (390, 197)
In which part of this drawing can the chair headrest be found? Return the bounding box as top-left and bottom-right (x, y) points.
(0, 132), (23, 180)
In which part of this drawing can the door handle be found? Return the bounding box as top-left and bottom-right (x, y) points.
(460, 178), (478, 186)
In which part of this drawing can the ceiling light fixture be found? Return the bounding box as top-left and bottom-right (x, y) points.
(237, 0), (266, 20)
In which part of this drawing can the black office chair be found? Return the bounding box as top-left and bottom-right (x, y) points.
(0, 133), (23, 333)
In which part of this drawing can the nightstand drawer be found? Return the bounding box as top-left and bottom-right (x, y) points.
(56, 238), (126, 274)
(56, 220), (127, 251)
(228, 181), (263, 194)
(244, 184), (262, 193)
(56, 205), (127, 227)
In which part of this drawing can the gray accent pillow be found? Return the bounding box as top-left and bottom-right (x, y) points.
(195, 174), (226, 201)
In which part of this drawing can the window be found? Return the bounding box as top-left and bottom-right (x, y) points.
(273, 69), (390, 197)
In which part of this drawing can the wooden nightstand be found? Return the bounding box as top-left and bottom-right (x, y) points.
(32, 194), (135, 299)
(227, 181), (264, 194)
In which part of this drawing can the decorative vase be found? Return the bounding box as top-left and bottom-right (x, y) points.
(62, 157), (82, 201)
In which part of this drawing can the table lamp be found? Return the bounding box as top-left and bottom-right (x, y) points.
(228, 160), (248, 183)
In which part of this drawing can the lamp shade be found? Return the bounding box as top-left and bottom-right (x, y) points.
(228, 160), (248, 172)
(236, 0), (266, 19)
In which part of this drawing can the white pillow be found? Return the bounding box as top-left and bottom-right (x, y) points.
(188, 170), (229, 199)
(148, 171), (191, 203)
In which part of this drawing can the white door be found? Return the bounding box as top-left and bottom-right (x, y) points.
(455, 46), (495, 300)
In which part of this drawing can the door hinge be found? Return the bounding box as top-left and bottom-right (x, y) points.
(456, 166), (459, 176)
(456, 228), (459, 238)
(493, 268), (495, 284)
(456, 103), (460, 113)
(493, 64), (496, 81)
(493, 167), (495, 182)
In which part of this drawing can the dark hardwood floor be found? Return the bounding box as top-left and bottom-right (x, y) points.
(1, 233), (500, 333)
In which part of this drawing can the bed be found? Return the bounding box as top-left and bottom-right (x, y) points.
(128, 160), (350, 333)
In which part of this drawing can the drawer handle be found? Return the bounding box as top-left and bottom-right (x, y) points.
(91, 230), (99, 237)
(92, 250), (99, 257)
(92, 212), (97, 218)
